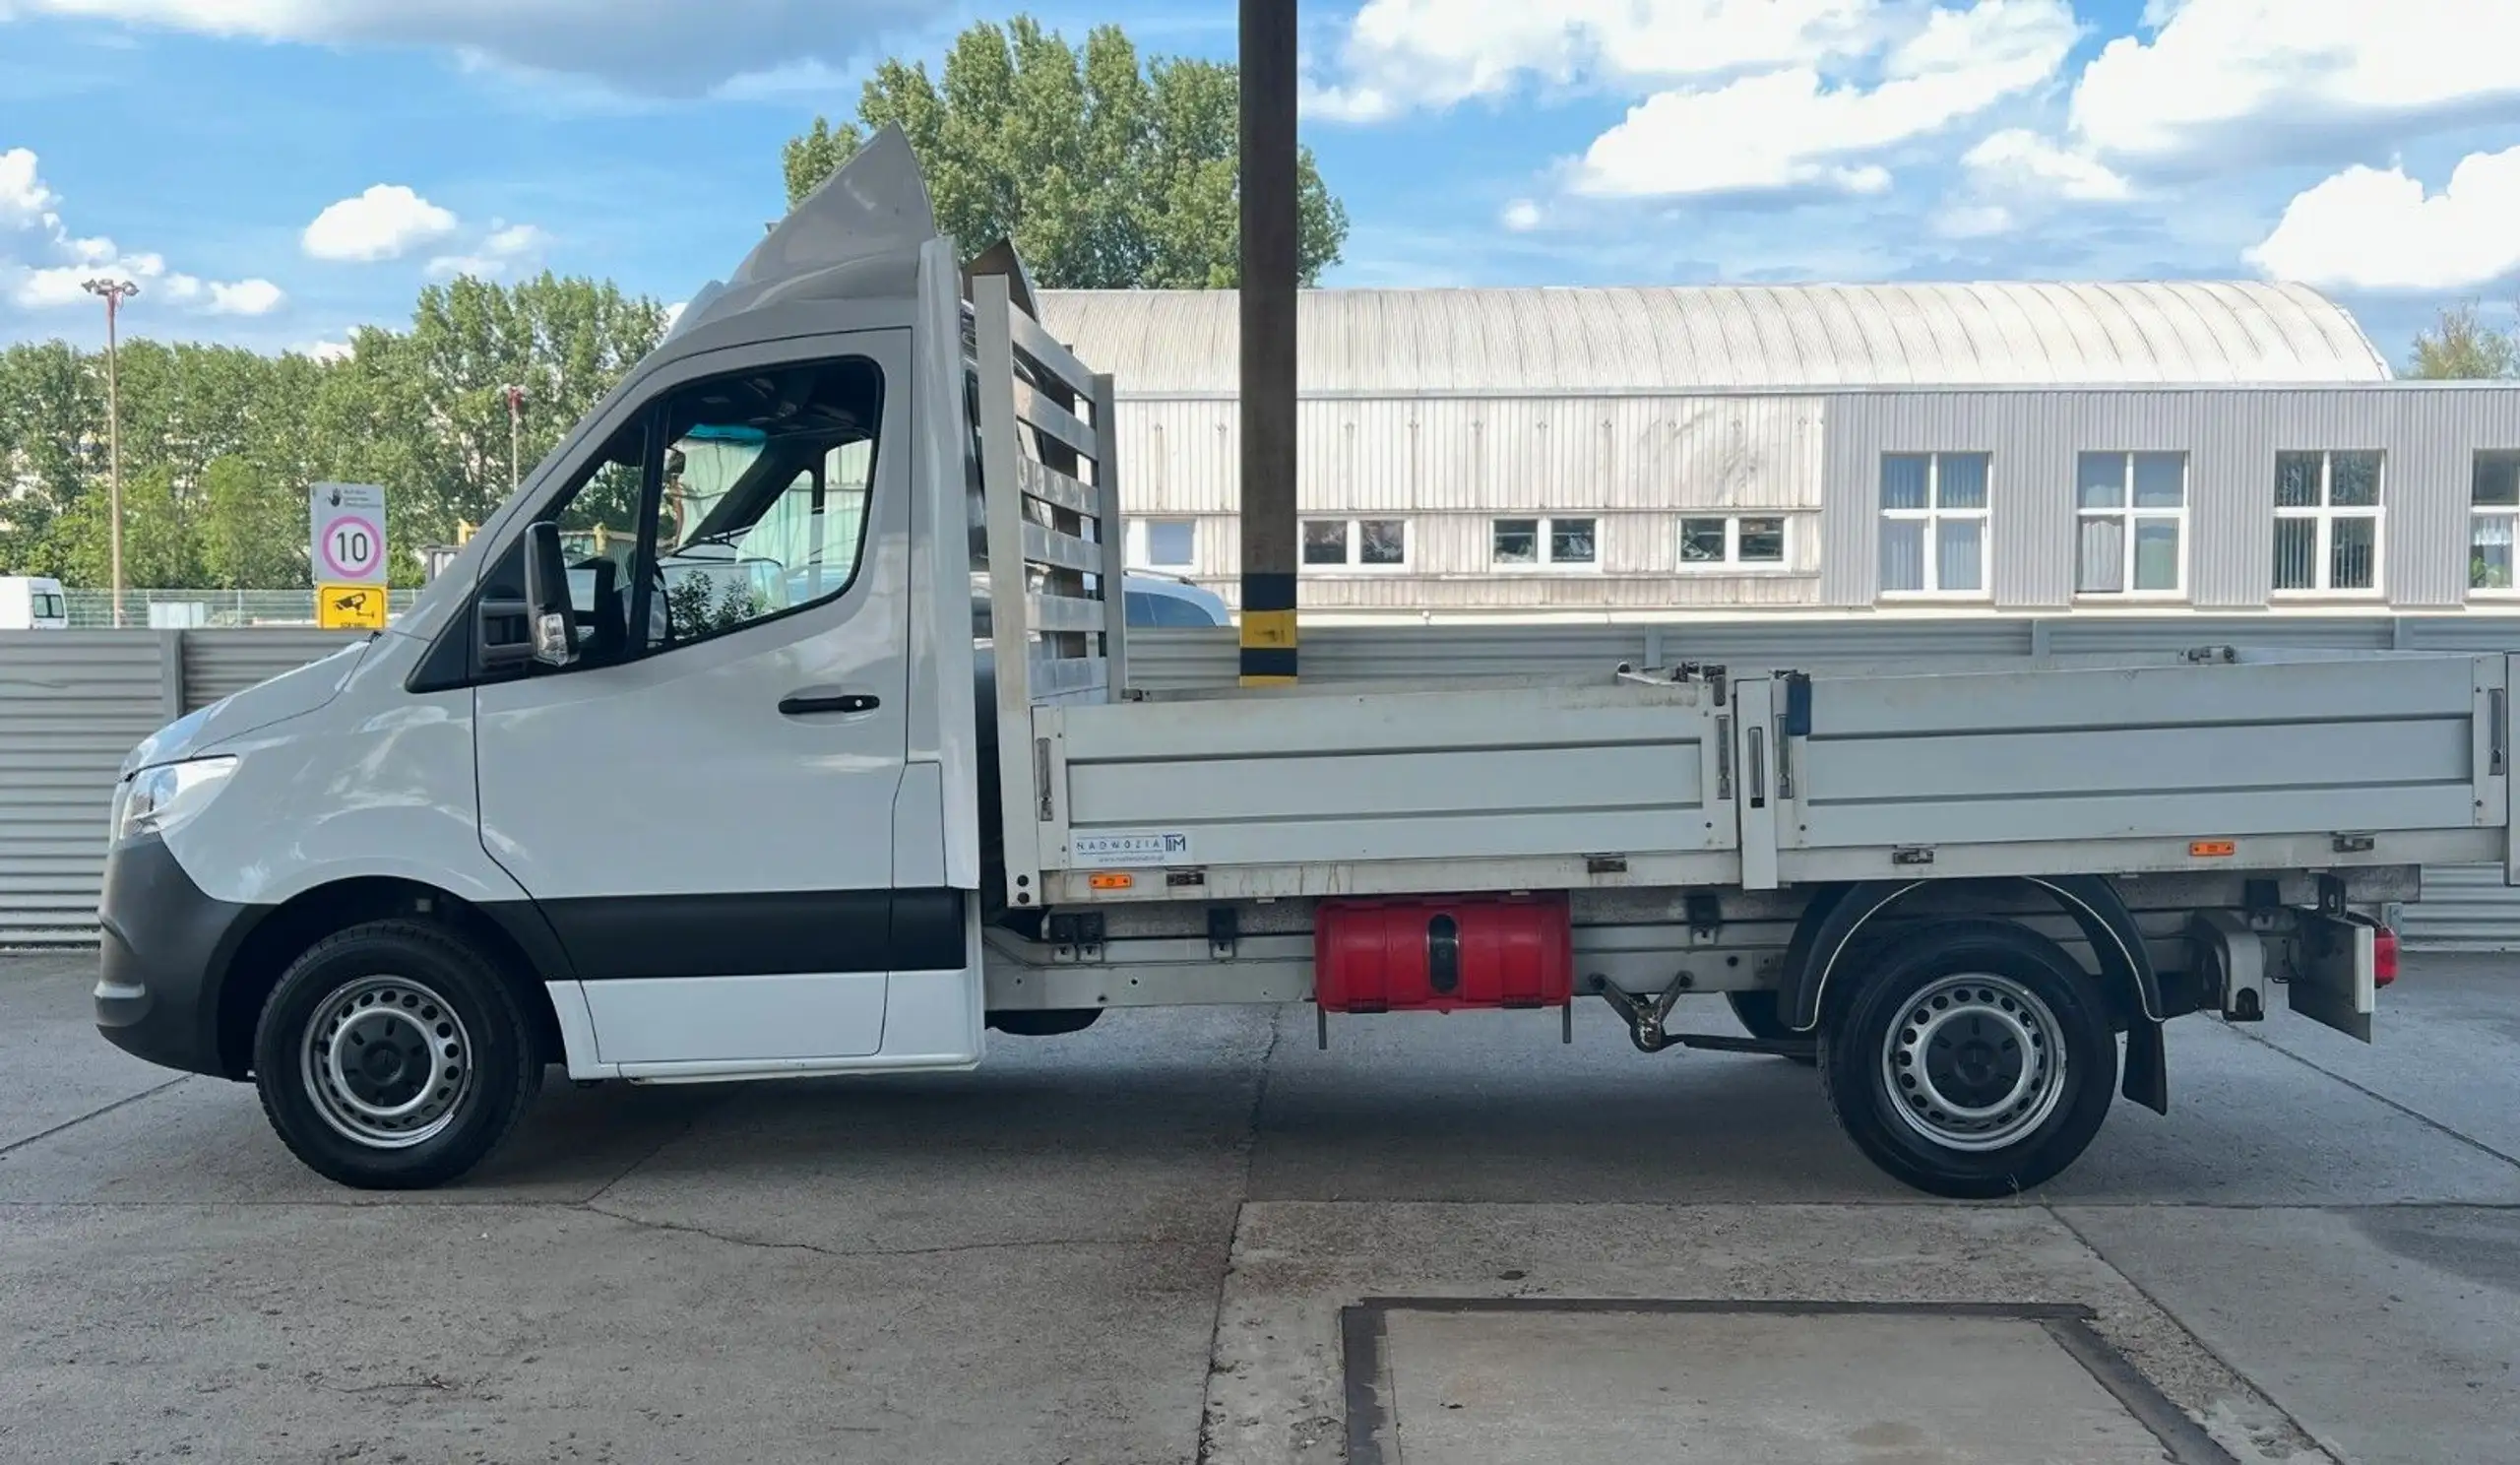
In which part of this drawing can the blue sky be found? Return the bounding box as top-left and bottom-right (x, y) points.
(4, 1), (2518, 367)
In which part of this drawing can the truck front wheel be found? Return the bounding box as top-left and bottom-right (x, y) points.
(1818, 921), (2115, 1199)
(251, 920), (542, 1190)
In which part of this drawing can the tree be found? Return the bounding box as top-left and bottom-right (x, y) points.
(2409, 301), (2519, 380)
(782, 17), (1349, 288)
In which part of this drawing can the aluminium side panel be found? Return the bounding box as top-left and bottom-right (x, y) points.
(1776, 652), (2503, 882)
(1037, 678), (1741, 901)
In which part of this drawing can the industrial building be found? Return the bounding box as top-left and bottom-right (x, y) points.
(1040, 282), (2520, 620)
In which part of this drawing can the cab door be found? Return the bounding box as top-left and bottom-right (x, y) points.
(472, 331), (937, 1071)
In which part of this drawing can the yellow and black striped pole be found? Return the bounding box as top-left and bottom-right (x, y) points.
(1238, 0), (1298, 686)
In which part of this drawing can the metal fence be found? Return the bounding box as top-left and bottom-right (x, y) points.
(61, 588), (421, 629)
(7, 615), (2520, 948)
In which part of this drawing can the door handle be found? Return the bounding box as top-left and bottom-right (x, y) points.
(780, 693), (880, 715)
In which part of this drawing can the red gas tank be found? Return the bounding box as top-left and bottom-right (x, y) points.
(1313, 895), (1574, 1014)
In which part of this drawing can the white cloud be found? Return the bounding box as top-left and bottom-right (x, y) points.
(2071, 0), (2520, 166)
(303, 184), (458, 262)
(293, 339), (354, 362)
(482, 222), (550, 258)
(662, 300), (687, 330)
(1569, 0), (2078, 199)
(1937, 203), (2016, 238)
(1963, 129), (2131, 202)
(1499, 199), (1544, 232)
(0, 147), (60, 229)
(2247, 146), (2520, 292)
(1308, 0), (1877, 121)
(423, 216), (551, 280)
(1, 147), (284, 316)
(423, 253), (502, 280)
(2, 0), (946, 94)
(206, 278), (285, 315)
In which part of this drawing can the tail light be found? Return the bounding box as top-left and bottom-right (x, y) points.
(2374, 927), (2398, 988)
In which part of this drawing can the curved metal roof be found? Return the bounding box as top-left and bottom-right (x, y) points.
(1035, 282), (2390, 395)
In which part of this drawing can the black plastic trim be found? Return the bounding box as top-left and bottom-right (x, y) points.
(94, 835), (264, 1077)
(522, 887), (967, 980)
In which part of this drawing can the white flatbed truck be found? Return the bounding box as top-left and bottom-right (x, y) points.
(95, 131), (2510, 1197)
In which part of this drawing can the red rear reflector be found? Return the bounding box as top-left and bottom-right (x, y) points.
(2374, 927), (2398, 987)
(2189, 840), (2236, 858)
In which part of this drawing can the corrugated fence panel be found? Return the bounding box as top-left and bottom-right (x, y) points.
(0, 633), (171, 944)
(2397, 865), (2520, 953)
(184, 631), (366, 711)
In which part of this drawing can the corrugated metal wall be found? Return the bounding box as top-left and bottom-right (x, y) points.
(184, 631), (364, 708)
(0, 635), (177, 945)
(10, 619), (2520, 949)
(1820, 387), (2520, 609)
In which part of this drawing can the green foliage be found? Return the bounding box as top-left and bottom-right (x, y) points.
(0, 274), (668, 590)
(784, 16), (1349, 287)
(2408, 301), (2520, 380)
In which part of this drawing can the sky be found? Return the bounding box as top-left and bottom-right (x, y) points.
(3, 0), (2518, 369)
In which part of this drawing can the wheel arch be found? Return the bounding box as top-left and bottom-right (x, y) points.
(214, 877), (569, 1080)
(1779, 875), (2168, 1115)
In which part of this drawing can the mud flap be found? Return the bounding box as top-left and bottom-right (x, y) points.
(2291, 912), (2376, 1043)
(2119, 1018), (2168, 1115)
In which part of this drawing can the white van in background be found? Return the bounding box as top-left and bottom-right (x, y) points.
(0, 576), (68, 630)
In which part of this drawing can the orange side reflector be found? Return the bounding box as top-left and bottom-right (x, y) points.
(1089, 872), (1135, 891)
(2189, 840), (2236, 858)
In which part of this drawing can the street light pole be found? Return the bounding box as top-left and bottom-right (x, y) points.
(1238, 0), (1299, 685)
(504, 384), (525, 492)
(84, 278), (140, 628)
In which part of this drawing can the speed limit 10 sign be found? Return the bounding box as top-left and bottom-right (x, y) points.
(309, 482), (388, 586)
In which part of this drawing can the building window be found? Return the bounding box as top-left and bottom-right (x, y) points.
(1677, 514), (1789, 570)
(1127, 517), (1195, 570)
(2471, 451), (2520, 591)
(2273, 451), (2382, 594)
(1492, 516), (1598, 568)
(1302, 517), (1409, 569)
(1878, 452), (1988, 596)
(2076, 452), (2187, 596)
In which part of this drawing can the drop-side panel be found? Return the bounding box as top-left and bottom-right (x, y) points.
(1768, 652), (2507, 884)
(1038, 678), (1738, 900)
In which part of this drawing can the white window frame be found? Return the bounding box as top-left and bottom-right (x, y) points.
(2469, 450), (2520, 596)
(1126, 516), (1196, 571)
(1490, 515), (1600, 571)
(1675, 513), (1793, 573)
(2073, 451), (2189, 600)
(1877, 452), (1991, 600)
(1300, 516), (1411, 571)
(2271, 450), (2384, 598)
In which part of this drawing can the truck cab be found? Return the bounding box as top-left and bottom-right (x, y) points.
(0, 575), (68, 630)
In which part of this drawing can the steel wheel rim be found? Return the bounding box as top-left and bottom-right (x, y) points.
(301, 975), (474, 1150)
(1880, 973), (2067, 1153)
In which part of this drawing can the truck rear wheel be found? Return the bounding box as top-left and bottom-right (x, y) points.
(1818, 920), (2115, 1199)
(251, 920), (541, 1190)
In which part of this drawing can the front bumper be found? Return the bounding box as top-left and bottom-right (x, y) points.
(94, 835), (257, 1078)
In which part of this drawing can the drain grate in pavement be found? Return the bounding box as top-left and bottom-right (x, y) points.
(1341, 1299), (2241, 1465)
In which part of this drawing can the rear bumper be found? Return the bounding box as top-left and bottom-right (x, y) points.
(94, 836), (256, 1078)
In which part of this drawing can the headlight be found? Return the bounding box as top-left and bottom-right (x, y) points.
(116, 756), (238, 844)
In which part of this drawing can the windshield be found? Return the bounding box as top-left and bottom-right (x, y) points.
(33, 593), (65, 620)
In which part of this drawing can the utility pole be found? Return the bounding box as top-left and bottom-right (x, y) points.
(1238, 0), (1299, 685)
(504, 384), (526, 491)
(84, 278), (140, 628)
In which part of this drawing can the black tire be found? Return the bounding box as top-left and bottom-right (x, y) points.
(1726, 990), (1818, 1065)
(988, 1008), (1103, 1037)
(252, 919), (542, 1190)
(1818, 920), (2115, 1199)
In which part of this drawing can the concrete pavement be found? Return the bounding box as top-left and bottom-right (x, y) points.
(2, 950), (2515, 1463)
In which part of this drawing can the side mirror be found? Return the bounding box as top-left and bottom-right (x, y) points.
(522, 521), (577, 667)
